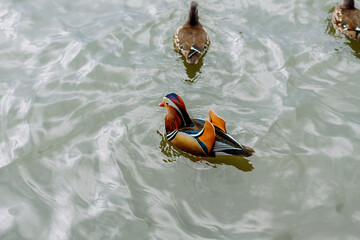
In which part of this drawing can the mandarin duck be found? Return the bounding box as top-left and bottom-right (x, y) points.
(333, 0), (360, 40)
(174, 1), (210, 64)
(159, 93), (254, 157)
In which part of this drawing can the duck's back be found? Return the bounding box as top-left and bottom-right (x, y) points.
(342, 8), (360, 28)
(175, 24), (209, 50)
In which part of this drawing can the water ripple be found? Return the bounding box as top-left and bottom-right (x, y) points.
(1, 0), (360, 239)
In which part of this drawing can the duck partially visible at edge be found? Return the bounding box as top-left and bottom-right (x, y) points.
(159, 93), (254, 158)
(174, 1), (210, 64)
(333, 0), (360, 40)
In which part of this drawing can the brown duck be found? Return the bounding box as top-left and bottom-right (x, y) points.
(333, 0), (360, 40)
(174, 1), (210, 64)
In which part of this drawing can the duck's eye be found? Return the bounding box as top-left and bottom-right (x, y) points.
(166, 102), (169, 105)
(343, 24), (349, 30)
(203, 44), (207, 50)
(180, 45), (184, 50)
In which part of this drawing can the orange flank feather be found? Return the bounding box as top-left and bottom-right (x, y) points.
(208, 109), (227, 133)
(197, 120), (215, 154)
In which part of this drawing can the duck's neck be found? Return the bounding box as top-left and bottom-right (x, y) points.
(342, 0), (354, 9)
(165, 107), (183, 134)
(165, 106), (193, 133)
(187, 1), (199, 26)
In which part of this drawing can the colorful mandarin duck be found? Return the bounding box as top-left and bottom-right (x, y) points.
(159, 93), (255, 157)
(174, 1), (210, 64)
(333, 0), (360, 40)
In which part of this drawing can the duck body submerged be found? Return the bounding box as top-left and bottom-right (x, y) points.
(159, 93), (254, 157)
(174, 1), (210, 64)
(333, 0), (360, 40)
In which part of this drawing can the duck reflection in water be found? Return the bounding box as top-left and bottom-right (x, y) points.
(344, 35), (360, 58)
(180, 54), (204, 82)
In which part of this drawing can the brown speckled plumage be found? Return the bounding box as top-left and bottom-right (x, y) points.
(333, 0), (360, 40)
(174, 1), (210, 64)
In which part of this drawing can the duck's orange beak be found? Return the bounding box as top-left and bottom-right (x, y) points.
(159, 102), (164, 107)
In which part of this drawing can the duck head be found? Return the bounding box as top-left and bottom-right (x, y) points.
(159, 93), (193, 133)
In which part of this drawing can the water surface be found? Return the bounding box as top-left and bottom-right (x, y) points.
(1, 0), (360, 239)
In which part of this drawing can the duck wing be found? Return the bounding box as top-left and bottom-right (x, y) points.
(207, 109), (254, 157)
(168, 119), (215, 156)
(212, 129), (254, 157)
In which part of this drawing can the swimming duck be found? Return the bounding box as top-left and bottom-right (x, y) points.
(174, 1), (210, 64)
(333, 0), (360, 40)
(159, 93), (254, 157)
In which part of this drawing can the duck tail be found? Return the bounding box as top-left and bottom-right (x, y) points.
(213, 140), (255, 157)
(342, 0), (354, 9)
(241, 145), (255, 157)
(188, 1), (199, 26)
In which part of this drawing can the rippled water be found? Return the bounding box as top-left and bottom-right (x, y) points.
(1, 0), (360, 239)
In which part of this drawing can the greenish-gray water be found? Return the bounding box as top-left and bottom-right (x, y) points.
(1, 0), (360, 239)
